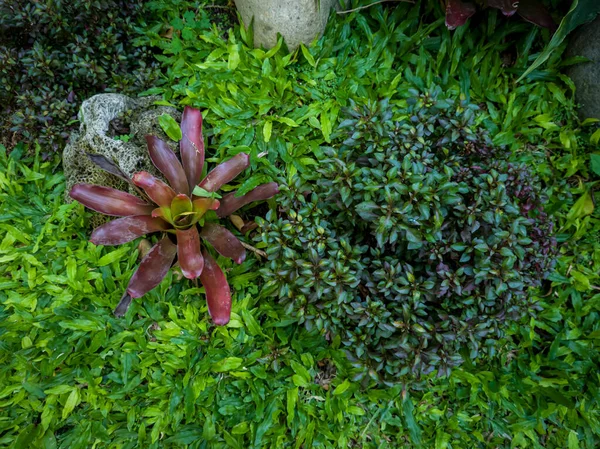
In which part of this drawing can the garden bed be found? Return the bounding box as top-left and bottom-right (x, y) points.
(1, 1), (600, 448)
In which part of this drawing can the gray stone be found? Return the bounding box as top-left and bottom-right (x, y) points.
(566, 16), (600, 119)
(234, 0), (341, 51)
(62, 93), (180, 226)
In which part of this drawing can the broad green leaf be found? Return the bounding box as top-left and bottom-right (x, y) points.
(320, 111), (332, 143)
(591, 129), (600, 146)
(62, 388), (80, 419)
(212, 357), (243, 372)
(192, 186), (222, 199)
(263, 121), (273, 142)
(590, 154), (600, 176)
(228, 44), (240, 70)
(13, 424), (39, 449)
(286, 387), (298, 426)
(300, 44), (316, 67)
(566, 191), (595, 223)
(241, 309), (263, 336)
(158, 114), (182, 141)
(519, 0), (600, 81)
(333, 379), (351, 395)
(568, 430), (580, 449)
(97, 246), (131, 266)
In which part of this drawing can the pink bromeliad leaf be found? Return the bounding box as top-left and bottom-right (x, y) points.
(216, 182), (279, 218)
(176, 227), (204, 279)
(200, 248), (231, 325)
(146, 135), (189, 195)
(180, 106), (205, 193)
(446, 0), (477, 30)
(127, 237), (177, 298)
(70, 184), (155, 217)
(132, 171), (177, 207)
(200, 222), (246, 264)
(198, 153), (250, 192)
(90, 215), (169, 246)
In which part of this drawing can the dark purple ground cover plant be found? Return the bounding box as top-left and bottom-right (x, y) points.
(70, 107), (278, 325)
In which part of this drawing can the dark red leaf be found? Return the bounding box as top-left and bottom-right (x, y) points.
(132, 171), (177, 207)
(517, 0), (557, 31)
(90, 215), (169, 246)
(180, 106), (205, 193)
(200, 248), (231, 325)
(200, 222), (246, 264)
(114, 292), (132, 317)
(216, 182), (279, 218)
(488, 0), (518, 16)
(146, 135), (189, 195)
(198, 153), (250, 192)
(446, 0), (477, 30)
(70, 184), (154, 217)
(176, 227), (204, 279)
(127, 237), (177, 298)
(86, 153), (132, 184)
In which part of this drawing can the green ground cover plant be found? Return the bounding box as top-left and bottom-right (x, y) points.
(1, 0), (600, 447)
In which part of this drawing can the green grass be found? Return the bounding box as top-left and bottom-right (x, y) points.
(1, 1), (600, 448)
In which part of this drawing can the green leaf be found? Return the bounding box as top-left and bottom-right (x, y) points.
(286, 387), (298, 426)
(300, 44), (316, 67)
(211, 357), (243, 372)
(519, 0), (600, 81)
(62, 389), (80, 419)
(333, 379), (351, 395)
(566, 191), (595, 223)
(158, 114), (183, 141)
(591, 129), (600, 146)
(320, 111), (332, 143)
(590, 154), (600, 176)
(292, 374), (309, 387)
(263, 121), (273, 142)
(13, 424), (39, 449)
(228, 44), (240, 70)
(568, 430), (580, 449)
(97, 246), (131, 266)
(402, 395), (423, 447)
(192, 186), (222, 199)
(231, 422), (249, 435)
(241, 309), (263, 336)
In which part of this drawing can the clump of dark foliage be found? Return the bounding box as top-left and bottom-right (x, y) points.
(0, 0), (160, 149)
(259, 86), (556, 383)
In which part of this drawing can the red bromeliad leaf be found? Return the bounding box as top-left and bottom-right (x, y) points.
(152, 206), (172, 223)
(171, 194), (194, 227)
(198, 153), (250, 192)
(176, 227), (204, 279)
(200, 248), (231, 325)
(488, 0), (518, 16)
(114, 292), (132, 317)
(517, 0), (557, 31)
(146, 135), (189, 195)
(216, 182), (279, 218)
(446, 0), (477, 30)
(180, 106), (205, 193)
(200, 222), (246, 264)
(90, 215), (169, 246)
(127, 237), (177, 298)
(70, 184), (155, 217)
(192, 197), (220, 219)
(132, 171), (177, 207)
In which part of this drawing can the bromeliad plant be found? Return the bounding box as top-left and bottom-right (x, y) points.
(70, 107), (278, 325)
